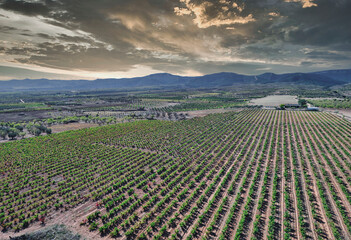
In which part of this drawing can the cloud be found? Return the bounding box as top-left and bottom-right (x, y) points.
(268, 12), (280, 17)
(0, 65), (78, 80)
(285, 0), (317, 8)
(1, 0), (49, 16)
(0, 0), (350, 80)
(174, 0), (255, 28)
(174, 7), (192, 16)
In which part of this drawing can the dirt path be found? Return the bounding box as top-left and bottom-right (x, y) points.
(279, 114), (285, 240)
(324, 108), (351, 121)
(283, 111), (300, 240)
(325, 112), (351, 138)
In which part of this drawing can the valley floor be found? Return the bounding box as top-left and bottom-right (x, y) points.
(1, 110), (351, 240)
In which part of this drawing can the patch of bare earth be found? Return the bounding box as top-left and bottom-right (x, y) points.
(249, 95), (298, 107)
(323, 108), (351, 121)
(50, 123), (99, 133)
(1, 201), (100, 240)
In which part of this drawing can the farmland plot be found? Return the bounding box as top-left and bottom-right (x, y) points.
(1, 109), (351, 240)
(249, 95), (298, 107)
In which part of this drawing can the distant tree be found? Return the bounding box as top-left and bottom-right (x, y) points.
(280, 104), (286, 110)
(19, 132), (26, 139)
(298, 99), (307, 107)
(37, 125), (46, 132)
(0, 129), (7, 139)
(14, 124), (24, 131)
(8, 128), (19, 140)
(46, 118), (55, 126)
(26, 123), (36, 135)
(45, 128), (52, 134)
(34, 128), (42, 136)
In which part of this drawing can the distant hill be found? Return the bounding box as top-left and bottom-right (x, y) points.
(1, 69), (351, 92)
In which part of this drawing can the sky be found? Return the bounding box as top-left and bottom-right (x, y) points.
(0, 0), (350, 80)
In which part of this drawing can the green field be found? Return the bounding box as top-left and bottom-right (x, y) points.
(1, 110), (351, 239)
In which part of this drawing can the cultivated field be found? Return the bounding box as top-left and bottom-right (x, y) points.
(249, 95), (298, 107)
(1, 110), (351, 240)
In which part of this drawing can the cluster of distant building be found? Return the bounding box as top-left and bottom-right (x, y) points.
(306, 107), (320, 111)
(281, 104), (319, 111)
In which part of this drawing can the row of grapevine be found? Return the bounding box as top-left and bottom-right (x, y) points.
(2, 109), (351, 240)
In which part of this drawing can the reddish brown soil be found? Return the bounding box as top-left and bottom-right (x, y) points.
(2, 201), (100, 240)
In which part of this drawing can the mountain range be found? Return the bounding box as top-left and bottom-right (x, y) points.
(1, 69), (351, 92)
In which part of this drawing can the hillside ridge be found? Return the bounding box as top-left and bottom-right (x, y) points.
(1, 69), (351, 91)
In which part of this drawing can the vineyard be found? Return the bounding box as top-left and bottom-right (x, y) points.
(1, 109), (351, 240)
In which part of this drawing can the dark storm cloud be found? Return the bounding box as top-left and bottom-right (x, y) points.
(0, 0), (350, 79)
(1, 0), (50, 16)
(304, 49), (350, 61)
(0, 25), (16, 32)
(280, 0), (351, 49)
